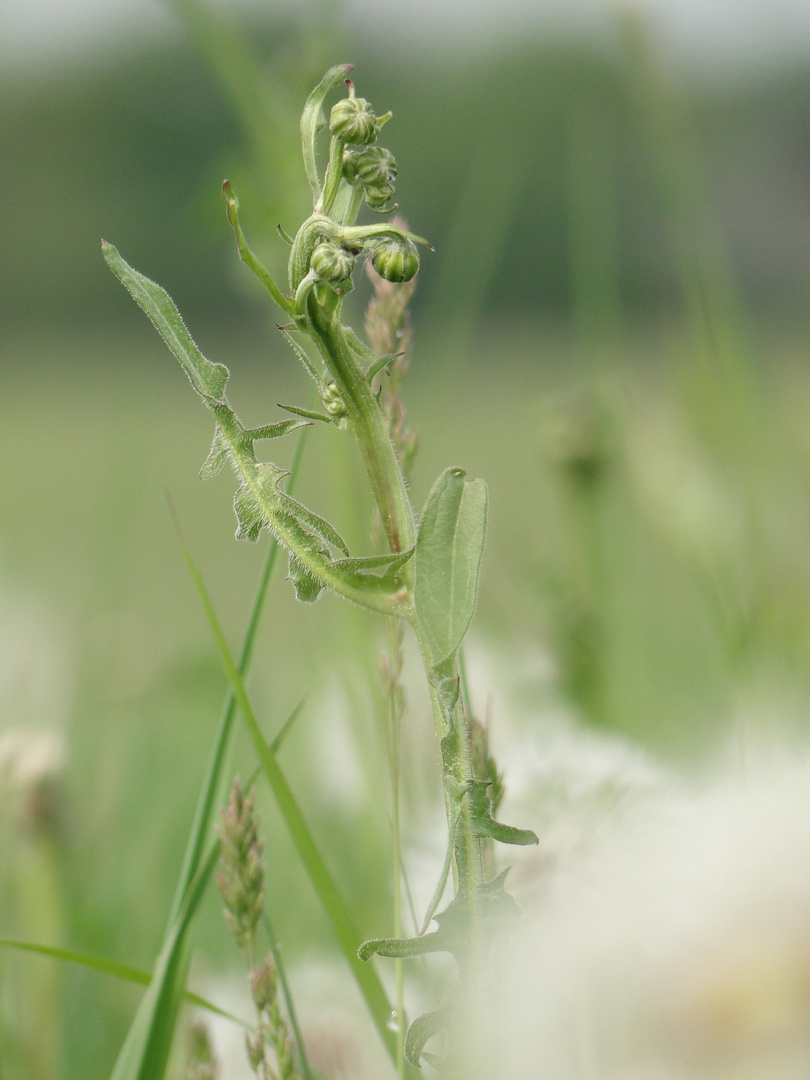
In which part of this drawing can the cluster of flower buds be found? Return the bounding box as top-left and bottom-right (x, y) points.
(342, 145), (398, 213)
(330, 85), (398, 215)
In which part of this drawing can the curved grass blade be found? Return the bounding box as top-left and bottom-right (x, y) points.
(108, 426), (309, 1080)
(0, 938), (245, 1027)
(178, 531), (412, 1073)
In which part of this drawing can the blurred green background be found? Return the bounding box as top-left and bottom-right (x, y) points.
(4, 0), (810, 1075)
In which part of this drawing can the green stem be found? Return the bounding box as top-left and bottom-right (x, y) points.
(308, 299), (416, 555)
(341, 183), (364, 227)
(385, 617), (406, 1080)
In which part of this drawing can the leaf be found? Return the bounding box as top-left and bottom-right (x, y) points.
(275, 489), (349, 556)
(109, 842), (219, 1080)
(248, 419), (310, 441)
(103, 243), (229, 404)
(405, 1005), (451, 1068)
(0, 938), (244, 1027)
(200, 427), (230, 479)
(178, 532), (402, 1069)
(414, 468), (488, 667)
(222, 181), (294, 315)
(278, 404), (333, 424)
(467, 781), (538, 847)
(328, 549), (414, 592)
(300, 64), (354, 200)
(358, 931), (444, 962)
(288, 552), (325, 603)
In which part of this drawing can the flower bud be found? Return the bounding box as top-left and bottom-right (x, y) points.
(364, 182), (397, 213)
(310, 241), (354, 284)
(355, 146), (397, 186)
(330, 97), (379, 145)
(322, 381), (347, 418)
(371, 237), (420, 283)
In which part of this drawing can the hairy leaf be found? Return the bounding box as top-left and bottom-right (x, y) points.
(103, 243), (229, 404)
(467, 781), (538, 847)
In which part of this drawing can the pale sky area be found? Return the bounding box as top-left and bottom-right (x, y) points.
(3, 0), (810, 74)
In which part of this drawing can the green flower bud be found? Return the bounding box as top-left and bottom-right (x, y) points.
(371, 237), (420, 283)
(310, 241), (354, 284)
(355, 146), (397, 186)
(330, 96), (379, 145)
(364, 182), (397, 213)
(322, 381), (347, 418)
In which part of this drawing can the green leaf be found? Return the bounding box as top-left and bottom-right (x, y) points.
(300, 65), (354, 200)
(248, 419), (310, 441)
(414, 468), (488, 667)
(278, 404), (333, 424)
(278, 326), (325, 390)
(357, 931), (444, 962)
(467, 781), (539, 847)
(0, 938), (244, 1027)
(328, 548), (414, 593)
(288, 552), (325, 602)
(110, 842), (219, 1080)
(103, 243), (229, 404)
(178, 531), (404, 1070)
(404, 1005), (451, 1068)
(200, 427), (230, 479)
(222, 181), (294, 315)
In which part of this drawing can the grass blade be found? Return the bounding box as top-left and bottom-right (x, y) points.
(0, 937), (245, 1027)
(178, 531), (408, 1070)
(108, 427), (309, 1080)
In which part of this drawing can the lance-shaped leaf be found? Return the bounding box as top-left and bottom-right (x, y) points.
(222, 181), (294, 315)
(300, 64), (354, 201)
(415, 468), (487, 667)
(103, 243), (229, 404)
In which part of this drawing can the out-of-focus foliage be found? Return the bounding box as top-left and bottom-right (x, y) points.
(3, 23), (810, 341)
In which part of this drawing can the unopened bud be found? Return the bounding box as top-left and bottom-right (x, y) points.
(355, 146), (397, 186)
(371, 237), (420, 283)
(322, 381), (347, 417)
(364, 183), (397, 213)
(330, 97), (379, 145)
(310, 242), (354, 284)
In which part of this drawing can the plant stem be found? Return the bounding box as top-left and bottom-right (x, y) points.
(308, 299), (416, 556)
